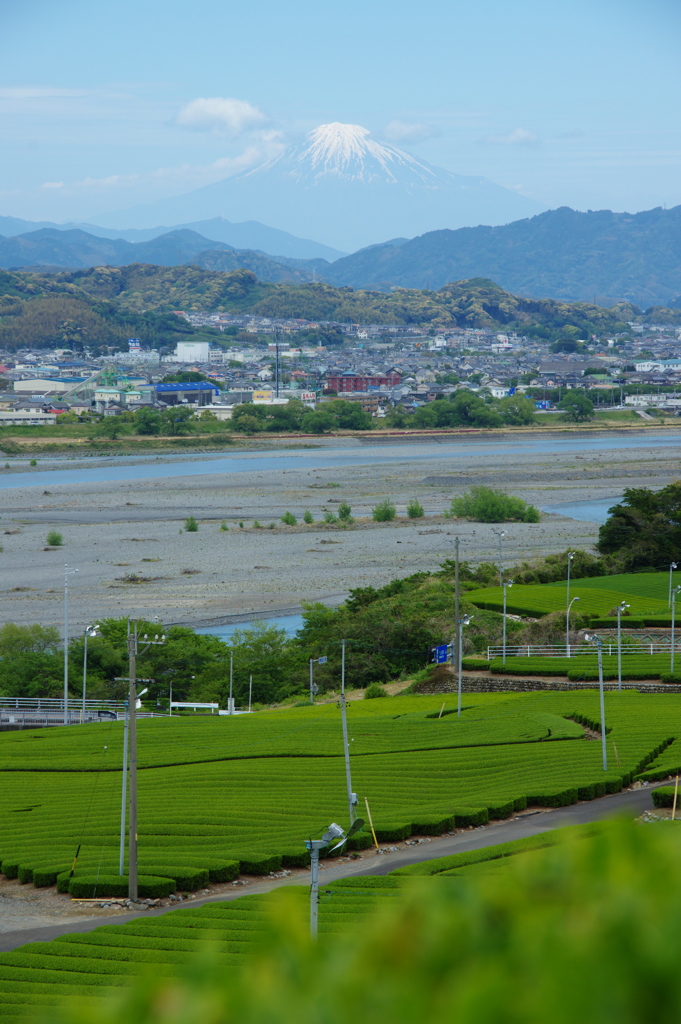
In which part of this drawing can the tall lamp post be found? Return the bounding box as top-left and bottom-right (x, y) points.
(82, 624), (101, 722)
(670, 563), (678, 609)
(671, 586), (681, 674)
(339, 640), (357, 823)
(566, 596), (580, 657)
(457, 615), (472, 718)
(493, 531), (507, 587)
(63, 565), (78, 726)
(126, 624), (165, 900)
(309, 655), (327, 702)
(502, 580), (513, 665)
(585, 633), (608, 771)
(615, 601), (629, 691)
(566, 552), (575, 608)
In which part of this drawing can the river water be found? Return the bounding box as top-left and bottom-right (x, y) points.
(1, 433), (679, 490)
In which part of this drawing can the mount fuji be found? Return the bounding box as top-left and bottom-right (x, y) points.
(97, 123), (546, 253)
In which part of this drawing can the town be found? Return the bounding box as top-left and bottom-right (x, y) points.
(2, 310), (681, 427)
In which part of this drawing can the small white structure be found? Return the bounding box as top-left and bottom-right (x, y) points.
(175, 341), (211, 362)
(0, 410), (57, 425)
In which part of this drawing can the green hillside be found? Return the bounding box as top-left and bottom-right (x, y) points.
(0, 264), (668, 352)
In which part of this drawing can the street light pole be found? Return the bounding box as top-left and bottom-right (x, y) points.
(566, 552), (574, 609)
(670, 563), (678, 609)
(228, 650), (234, 715)
(340, 640), (356, 823)
(493, 531), (506, 587)
(671, 586), (681, 674)
(82, 624), (100, 722)
(585, 634), (608, 771)
(566, 596), (580, 657)
(502, 580), (513, 664)
(63, 565), (78, 726)
(457, 615), (472, 718)
(616, 601), (629, 691)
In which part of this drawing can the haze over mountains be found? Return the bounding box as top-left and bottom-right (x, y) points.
(322, 206), (681, 306)
(0, 215), (343, 261)
(93, 123), (545, 252)
(3, 205), (681, 307)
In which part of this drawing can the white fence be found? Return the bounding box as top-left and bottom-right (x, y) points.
(486, 642), (681, 659)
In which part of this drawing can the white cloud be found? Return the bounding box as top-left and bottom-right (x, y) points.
(382, 120), (440, 144)
(38, 143), (282, 194)
(481, 127), (540, 146)
(175, 96), (266, 136)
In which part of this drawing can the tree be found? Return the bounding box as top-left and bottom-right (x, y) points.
(337, 502), (353, 523)
(448, 486), (540, 523)
(134, 408), (161, 435)
(95, 417), (128, 440)
(301, 409), (337, 434)
(162, 371), (210, 383)
(329, 400), (373, 430)
(160, 406), (195, 435)
(373, 499), (396, 522)
(407, 499), (424, 518)
(597, 484), (681, 570)
(557, 391), (594, 422)
(497, 395), (536, 426)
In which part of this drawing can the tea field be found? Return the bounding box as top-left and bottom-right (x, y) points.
(1, 691), (680, 897)
(466, 569), (681, 623)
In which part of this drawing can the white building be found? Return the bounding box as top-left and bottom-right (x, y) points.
(175, 341), (211, 363)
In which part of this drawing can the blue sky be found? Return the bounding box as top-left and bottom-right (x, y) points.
(2, 0), (680, 224)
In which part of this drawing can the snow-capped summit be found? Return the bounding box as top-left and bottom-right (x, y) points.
(100, 122), (545, 252)
(286, 122), (438, 184)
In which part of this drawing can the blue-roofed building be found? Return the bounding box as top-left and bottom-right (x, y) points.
(154, 382), (220, 406)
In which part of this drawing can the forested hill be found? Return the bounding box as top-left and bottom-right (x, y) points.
(0, 264), (679, 352)
(323, 206), (681, 307)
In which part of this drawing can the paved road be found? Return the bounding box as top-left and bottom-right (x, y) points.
(0, 784), (659, 953)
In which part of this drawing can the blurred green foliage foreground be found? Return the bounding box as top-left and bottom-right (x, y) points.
(53, 820), (681, 1024)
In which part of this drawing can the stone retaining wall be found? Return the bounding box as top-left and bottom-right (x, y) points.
(415, 675), (681, 695)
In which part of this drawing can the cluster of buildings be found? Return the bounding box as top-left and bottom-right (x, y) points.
(1, 319), (681, 425)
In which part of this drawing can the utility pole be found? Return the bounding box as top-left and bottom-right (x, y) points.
(63, 565), (78, 726)
(340, 640), (356, 823)
(454, 537), (460, 678)
(127, 628), (138, 899)
(119, 699), (129, 876)
(228, 650), (234, 714)
(275, 330), (281, 399)
(125, 624), (165, 900)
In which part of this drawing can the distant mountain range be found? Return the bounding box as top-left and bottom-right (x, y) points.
(0, 227), (323, 283)
(4, 204), (681, 308)
(90, 123), (545, 252)
(0, 216), (343, 261)
(321, 206), (681, 306)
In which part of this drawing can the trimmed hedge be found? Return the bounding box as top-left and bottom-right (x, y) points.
(141, 866), (208, 892)
(526, 787), (578, 807)
(237, 853), (282, 875)
(487, 800), (515, 820)
(461, 658), (491, 671)
(652, 786), (678, 808)
(68, 875), (175, 899)
(454, 807), (489, 828)
(410, 814), (455, 835)
(373, 823), (412, 843)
